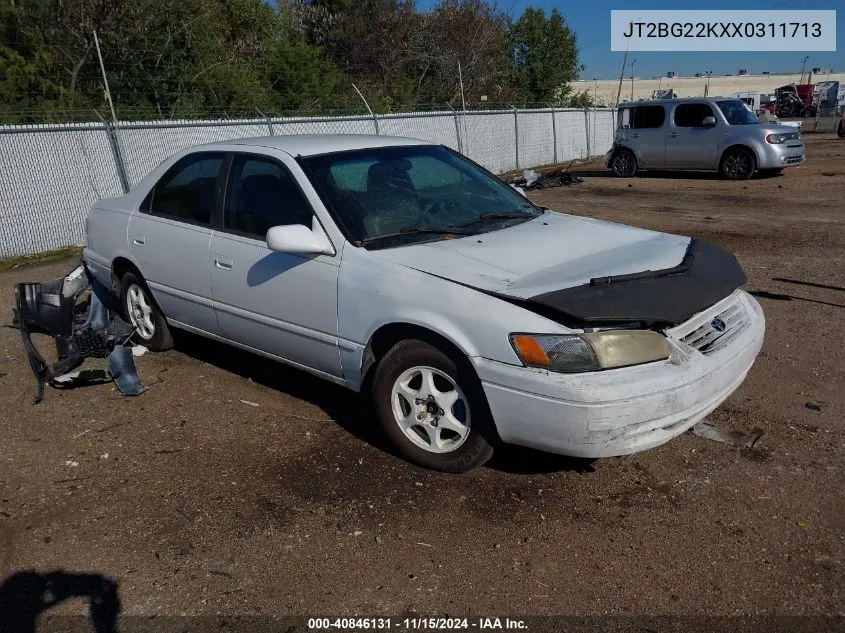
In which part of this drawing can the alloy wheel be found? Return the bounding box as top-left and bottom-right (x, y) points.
(126, 284), (155, 340)
(390, 366), (471, 454)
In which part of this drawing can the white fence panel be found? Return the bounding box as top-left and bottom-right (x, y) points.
(378, 112), (460, 150)
(117, 119), (272, 187)
(0, 125), (124, 258)
(516, 110), (554, 168)
(461, 111), (518, 173)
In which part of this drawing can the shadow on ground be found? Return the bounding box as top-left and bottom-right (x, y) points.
(571, 169), (782, 181)
(0, 570), (120, 633)
(171, 331), (595, 476)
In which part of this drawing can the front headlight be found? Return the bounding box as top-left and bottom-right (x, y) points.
(510, 331), (670, 373)
(766, 133), (789, 144)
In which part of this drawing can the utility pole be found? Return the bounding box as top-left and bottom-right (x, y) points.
(799, 56), (809, 84)
(630, 59), (636, 102)
(93, 30), (117, 123)
(705, 70), (712, 97)
(615, 24), (632, 106)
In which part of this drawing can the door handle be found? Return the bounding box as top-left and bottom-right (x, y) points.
(214, 256), (233, 271)
(132, 235), (146, 246)
(669, 132), (679, 138)
(631, 132), (639, 138)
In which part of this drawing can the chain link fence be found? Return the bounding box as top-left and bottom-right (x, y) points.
(0, 107), (617, 259)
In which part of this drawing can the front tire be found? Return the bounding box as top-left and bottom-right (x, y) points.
(120, 271), (173, 351)
(610, 148), (637, 178)
(720, 148), (756, 180)
(372, 340), (494, 473)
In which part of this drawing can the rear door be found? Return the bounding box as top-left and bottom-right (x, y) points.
(624, 104), (667, 168)
(209, 151), (342, 377)
(128, 151), (224, 335)
(665, 102), (721, 168)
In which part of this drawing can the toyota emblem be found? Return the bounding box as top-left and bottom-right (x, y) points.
(711, 317), (727, 332)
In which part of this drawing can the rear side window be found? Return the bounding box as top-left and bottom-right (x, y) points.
(224, 155), (313, 238)
(633, 105), (665, 129)
(673, 103), (715, 127)
(618, 105), (665, 129)
(142, 152), (223, 225)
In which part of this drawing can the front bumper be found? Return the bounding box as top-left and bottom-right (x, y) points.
(473, 290), (765, 458)
(757, 141), (805, 169)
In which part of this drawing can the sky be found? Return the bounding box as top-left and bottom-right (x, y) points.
(418, 0), (843, 79)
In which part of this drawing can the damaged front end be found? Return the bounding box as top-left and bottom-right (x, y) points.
(497, 239), (748, 332)
(14, 262), (146, 404)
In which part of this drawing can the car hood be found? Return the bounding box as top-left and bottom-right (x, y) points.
(373, 211), (692, 298)
(372, 211), (747, 328)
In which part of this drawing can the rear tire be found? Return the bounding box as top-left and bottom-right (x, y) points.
(610, 148), (637, 177)
(720, 148), (756, 180)
(372, 339), (494, 473)
(120, 271), (173, 352)
(837, 120), (845, 138)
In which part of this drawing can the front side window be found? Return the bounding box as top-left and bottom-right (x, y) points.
(300, 145), (539, 249)
(224, 155), (313, 238)
(673, 103), (716, 127)
(143, 152), (223, 225)
(716, 99), (761, 125)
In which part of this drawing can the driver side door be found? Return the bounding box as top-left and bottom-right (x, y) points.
(209, 151), (342, 378)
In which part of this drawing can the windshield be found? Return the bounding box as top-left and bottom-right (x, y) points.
(716, 99), (760, 125)
(299, 145), (540, 248)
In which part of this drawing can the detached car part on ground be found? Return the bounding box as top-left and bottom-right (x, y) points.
(607, 97), (805, 180)
(14, 263), (146, 403)
(83, 134), (765, 473)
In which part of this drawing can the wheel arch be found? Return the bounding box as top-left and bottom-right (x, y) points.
(360, 322), (478, 394)
(111, 255), (143, 288)
(719, 143), (760, 169)
(111, 255), (166, 314)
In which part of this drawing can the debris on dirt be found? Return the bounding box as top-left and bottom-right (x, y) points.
(805, 401), (823, 412)
(132, 345), (148, 357)
(14, 261), (146, 403)
(239, 399), (259, 407)
(511, 168), (583, 190)
(691, 420), (764, 448)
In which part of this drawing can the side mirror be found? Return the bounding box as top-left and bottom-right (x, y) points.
(702, 116), (716, 126)
(266, 224), (332, 255)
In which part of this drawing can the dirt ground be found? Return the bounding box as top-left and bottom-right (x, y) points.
(0, 135), (843, 625)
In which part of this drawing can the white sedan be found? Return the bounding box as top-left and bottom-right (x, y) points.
(83, 135), (765, 472)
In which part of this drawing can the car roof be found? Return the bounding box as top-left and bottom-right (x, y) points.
(196, 134), (436, 157)
(621, 97), (738, 107)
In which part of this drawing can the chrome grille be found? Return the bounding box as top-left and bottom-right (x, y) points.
(784, 155), (804, 164)
(680, 301), (750, 354)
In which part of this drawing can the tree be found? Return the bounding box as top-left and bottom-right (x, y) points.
(508, 7), (582, 106)
(421, 0), (514, 106)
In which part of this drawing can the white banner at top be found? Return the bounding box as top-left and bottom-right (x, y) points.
(611, 10), (837, 51)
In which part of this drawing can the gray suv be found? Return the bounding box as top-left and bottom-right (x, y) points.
(606, 97), (805, 180)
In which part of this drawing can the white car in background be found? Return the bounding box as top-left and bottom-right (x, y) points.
(83, 135), (765, 472)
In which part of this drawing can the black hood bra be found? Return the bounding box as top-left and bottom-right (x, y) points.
(511, 239), (747, 329)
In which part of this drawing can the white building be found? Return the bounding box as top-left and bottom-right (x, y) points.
(574, 70), (845, 106)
